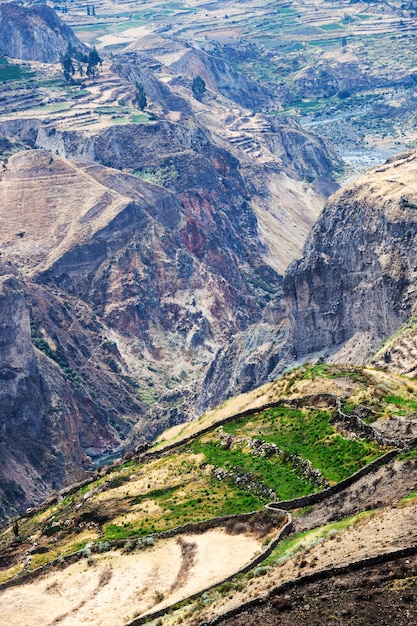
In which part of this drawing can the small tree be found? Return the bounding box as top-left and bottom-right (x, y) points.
(134, 83), (147, 110)
(192, 75), (206, 101)
(61, 46), (75, 83)
(86, 46), (102, 78)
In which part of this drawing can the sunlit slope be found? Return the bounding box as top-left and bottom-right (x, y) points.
(1, 364), (417, 625)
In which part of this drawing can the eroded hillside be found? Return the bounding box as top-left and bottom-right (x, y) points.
(0, 0), (343, 519)
(0, 365), (416, 625)
(198, 149), (417, 412)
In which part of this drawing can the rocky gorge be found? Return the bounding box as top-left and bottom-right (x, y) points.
(1, 2), (417, 625)
(1, 0), (417, 526)
(0, 2), (340, 519)
(198, 150), (417, 411)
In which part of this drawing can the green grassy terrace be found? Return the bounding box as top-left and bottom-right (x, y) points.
(1, 364), (403, 582)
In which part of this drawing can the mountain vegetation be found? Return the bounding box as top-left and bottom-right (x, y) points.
(0, 365), (416, 624)
(1, 0), (417, 623)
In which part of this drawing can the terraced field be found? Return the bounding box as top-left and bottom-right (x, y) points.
(0, 59), (149, 133)
(1, 365), (416, 625)
(2, 0), (416, 177)
(55, 0), (417, 178)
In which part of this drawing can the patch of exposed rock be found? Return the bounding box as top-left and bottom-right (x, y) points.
(119, 35), (277, 112)
(0, 264), (89, 520)
(198, 150), (417, 411)
(0, 29), (340, 519)
(0, 146), (280, 516)
(0, 2), (85, 62)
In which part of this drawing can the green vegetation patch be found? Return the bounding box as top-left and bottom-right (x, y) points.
(31, 326), (81, 385)
(320, 22), (345, 31)
(0, 363), (397, 581)
(102, 476), (264, 541)
(190, 440), (317, 500)
(131, 113), (149, 123)
(221, 405), (383, 483)
(131, 164), (178, 187)
(399, 446), (417, 461)
(0, 57), (34, 82)
(400, 489), (417, 502)
(263, 509), (376, 566)
(299, 363), (369, 383)
(384, 395), (417, 412)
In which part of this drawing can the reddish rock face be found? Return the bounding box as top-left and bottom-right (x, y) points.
(0, 141), (281, 521)
(0, 0), (344, 522)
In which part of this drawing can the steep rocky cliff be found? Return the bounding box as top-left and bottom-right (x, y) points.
(0, 264), (89, 519)
(0, 4), (341, 519)
(198, 150), (417, 411)
(0, 147), (280, 493)
(117, 36), (281, 112)
(0, 2), (85, 62)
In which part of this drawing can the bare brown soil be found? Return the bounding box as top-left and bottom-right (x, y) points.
(169, 455), (417, 626)
(213, 553), (417, 626)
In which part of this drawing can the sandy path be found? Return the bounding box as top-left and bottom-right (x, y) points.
(0, 529), (262, 626)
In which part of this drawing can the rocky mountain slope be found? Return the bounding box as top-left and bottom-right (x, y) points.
(0, 2), (85, 62)
(0, 7), (417, 622)
(198, 150), (417, 411)
(0, 1), (343, 518)
(0, 264), (89, 521)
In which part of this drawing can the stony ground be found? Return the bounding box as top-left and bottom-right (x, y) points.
(214, 553), (417, 626)
(164, 456), (417, 626)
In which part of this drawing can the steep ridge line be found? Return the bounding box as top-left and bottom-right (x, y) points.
(5, 393), (341, 525)
(0, 395), (404, 623)
(145, 394), (341, 458)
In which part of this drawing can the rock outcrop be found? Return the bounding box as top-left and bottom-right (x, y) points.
(198, 150), (417, 411)
(0, 264), (88, 519)
(0, 2), (85, 62)
(0, 20), (340, 519)
(0, 146), (281, 491)
(119, 36), (278, 112)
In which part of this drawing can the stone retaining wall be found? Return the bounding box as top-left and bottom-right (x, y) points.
(144, 394), (339, 461)
(202, 543), (417, 625)
(334, 397), (416, 448)
(0, 509), (288, 592)
(125, 510), (294, 626)
(267, 448), (399, 511)
(0, 393), (407, 623)
(9, 394), (339, 526)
